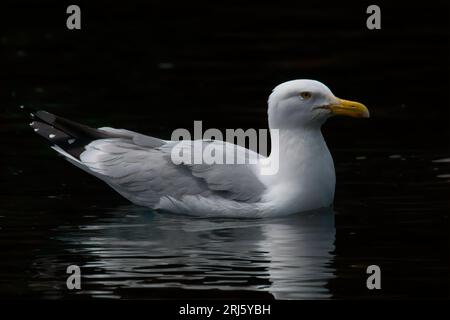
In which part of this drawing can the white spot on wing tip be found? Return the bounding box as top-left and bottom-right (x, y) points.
(68, 138), (76, 144)
(49, 134), (56, 139)
(34, 128), (39, 132)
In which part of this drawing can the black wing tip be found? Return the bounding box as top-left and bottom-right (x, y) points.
(29, 120), (71, 144)
(29, 120), (85, 159)
(19, 105), (57, 120)
(18, 104), (39, 119)
(23, 106), (81, 158)
(24, 108), (111, 160)
(35, 110), (56, 124)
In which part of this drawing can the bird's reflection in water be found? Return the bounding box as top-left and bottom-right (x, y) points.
(260, 209), (335, 299)
(35, 206), (335, 299)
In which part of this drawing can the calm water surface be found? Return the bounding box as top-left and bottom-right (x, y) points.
(1, 119), (449, 299)
(32, 208), (335, 299)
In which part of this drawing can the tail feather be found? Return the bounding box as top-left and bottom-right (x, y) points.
(31, 120), (93, 160)
(35, 110), (111, 141)
(22, 106), (120, 160)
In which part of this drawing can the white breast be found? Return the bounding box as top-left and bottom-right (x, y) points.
(260, 128), (336, 215)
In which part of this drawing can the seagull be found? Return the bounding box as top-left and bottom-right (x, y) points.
(26, 80), (369, 217)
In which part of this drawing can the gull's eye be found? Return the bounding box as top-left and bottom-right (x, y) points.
(300, 91), (312, 99)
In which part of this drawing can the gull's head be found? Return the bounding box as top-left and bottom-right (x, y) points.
(268, 79), (369, 129)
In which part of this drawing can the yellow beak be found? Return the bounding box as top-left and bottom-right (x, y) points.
(329, 98), (370, 118)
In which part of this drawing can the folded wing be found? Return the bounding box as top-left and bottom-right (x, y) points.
(28, 110), (267, 208)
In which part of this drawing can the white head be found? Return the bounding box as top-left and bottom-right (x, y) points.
(268, 79), (369, 129)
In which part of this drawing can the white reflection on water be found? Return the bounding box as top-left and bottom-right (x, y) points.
(34, 206), (335, 299)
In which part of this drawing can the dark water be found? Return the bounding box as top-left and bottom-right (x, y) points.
(1, 120), (449, 299)
(0, 0), (449, 299)
(26, 208), (335, 300)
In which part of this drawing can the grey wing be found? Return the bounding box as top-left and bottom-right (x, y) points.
(78, 136), (267, 206)
(97, 127), (167, 148)
(160, 140), (267, 203)
(27, 111), (265, 206)
(189, 163), (266, 202)
(78, 138), (209, 206)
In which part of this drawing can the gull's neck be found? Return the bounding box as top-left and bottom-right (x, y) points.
(269, 127), (331, 177)
(263, 126), (336, 213)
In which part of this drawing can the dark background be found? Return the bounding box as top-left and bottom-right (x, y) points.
(1, 0), (449, 133)
(0, 0), (449, 299)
